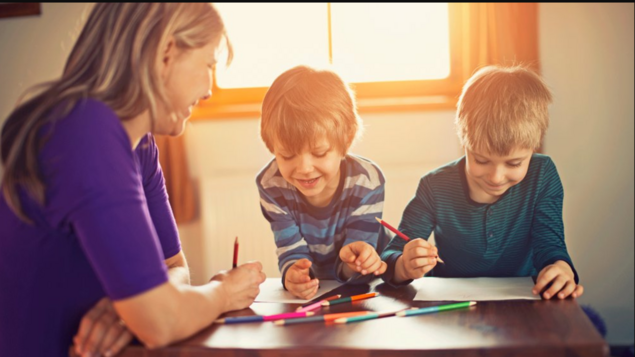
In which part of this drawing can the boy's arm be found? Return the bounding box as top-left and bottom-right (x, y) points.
(381, 176), (437, 287)
(257, 186), (315, 288)
(530, 159), (579, 283)
(337, 183), (386, 284)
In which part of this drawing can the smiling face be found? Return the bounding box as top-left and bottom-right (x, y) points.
(464, 146), (533, 204)
(273, 136), (343, 208)
(156, 36), (221, 136)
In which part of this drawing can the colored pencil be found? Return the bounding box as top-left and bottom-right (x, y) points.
(215, 311), (314, 324)
(274, 311), (370, 326)
(296, 294), (342, 312)
(396, 301), (476, 317)
(334, 308), (411, 324)
(232, 236), (239, 268)
(375, 217), (445, 263)
(321, 292), (379, 306)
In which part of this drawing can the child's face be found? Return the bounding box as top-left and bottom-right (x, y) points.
(273, 137), (343, 207)
(464, 146), (533, 204)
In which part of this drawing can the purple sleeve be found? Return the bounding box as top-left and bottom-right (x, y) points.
(135, 134), (182, 260)
(41, 100), (169, 300)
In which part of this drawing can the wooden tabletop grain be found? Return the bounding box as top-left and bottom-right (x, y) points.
(75, 278), (609, 357)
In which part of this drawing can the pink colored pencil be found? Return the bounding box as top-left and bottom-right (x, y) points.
(296, 294), (342, 312)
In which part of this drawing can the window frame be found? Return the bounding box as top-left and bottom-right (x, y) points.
(191, 3), (464, 120)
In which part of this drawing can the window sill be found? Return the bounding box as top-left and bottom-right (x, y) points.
(190, 94), (458, 121)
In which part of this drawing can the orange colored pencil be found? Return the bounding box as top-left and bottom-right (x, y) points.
(375, 217), (445, 263)
(274, 310), (370, 326)
(321, 292), (379, 306)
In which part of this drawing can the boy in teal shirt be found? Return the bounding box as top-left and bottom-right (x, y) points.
(381, 65), (584, 300)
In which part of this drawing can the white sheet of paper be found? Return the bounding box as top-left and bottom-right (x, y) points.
(254, 278), (342, 303)
(412, 277), (540, 301)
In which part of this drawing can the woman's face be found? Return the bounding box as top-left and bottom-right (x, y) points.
(157, 36), (221, 136)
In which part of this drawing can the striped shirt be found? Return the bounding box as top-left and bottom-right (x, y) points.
(256, 154), (388, 284)
(381, 154), (578, 286)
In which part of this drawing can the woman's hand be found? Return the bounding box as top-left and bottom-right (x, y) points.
(210, 261), (266, 312)
(533, 260), (584, 299)
(73, 297), (134, 357)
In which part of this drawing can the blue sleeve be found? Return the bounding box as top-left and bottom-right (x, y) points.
(337, 168), (386, 284)
(257, 175), (313, 289)
(381, 175), (436, 287)
(530, 158), (579, 283)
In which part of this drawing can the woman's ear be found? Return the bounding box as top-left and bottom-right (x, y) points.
(160, 36), (177, 77)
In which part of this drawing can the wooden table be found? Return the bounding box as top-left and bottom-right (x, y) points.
(113, 279), (608, 357)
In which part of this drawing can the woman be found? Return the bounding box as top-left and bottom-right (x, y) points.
(0, 4), (265, 357)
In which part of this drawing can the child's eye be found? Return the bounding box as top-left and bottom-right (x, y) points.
(507, 163), (522, 168)
(280, 155), (294, 161)
(475, 159), (488, 165)
(313, 152), (327, 158)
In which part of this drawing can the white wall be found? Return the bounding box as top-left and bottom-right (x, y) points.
(539, 3), (634, 345)
(0, 2), (632, 346)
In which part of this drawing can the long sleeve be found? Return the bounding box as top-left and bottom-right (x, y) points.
(529, 158), (578, 283)
(381, 175), (437, 286)
(257, 172), (313, 287)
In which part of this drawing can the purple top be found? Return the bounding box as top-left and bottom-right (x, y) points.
(0, 99), (180, 357)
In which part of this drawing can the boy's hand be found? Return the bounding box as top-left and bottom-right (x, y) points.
(339, 241), (387, 277)
(210, 261), (266, 312)
(284, 259), (319, 300)
(395, 238), (438, 282)
(533, 260), (584, 300)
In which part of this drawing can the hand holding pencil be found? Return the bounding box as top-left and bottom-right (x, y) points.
(374, 218), (443, 282)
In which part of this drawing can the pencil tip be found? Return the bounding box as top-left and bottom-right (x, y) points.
(334, 318), (346, 324)
(235, 236), (238, 243)
(214, 319), (225, 324)
(273, 320), (284, 326)
(321, 302), (329, 306)
(469, 301), (477, 306)
(306, 312), (315, 316)
(396, 311), (406, 317)
(375, 217), (382, 223)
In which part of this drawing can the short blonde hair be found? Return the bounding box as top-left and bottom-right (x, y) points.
(455, 65), (553, 155)
(260, 65), (362, 155)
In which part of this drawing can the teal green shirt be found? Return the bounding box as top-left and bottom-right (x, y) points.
(381, 154), (578, 286)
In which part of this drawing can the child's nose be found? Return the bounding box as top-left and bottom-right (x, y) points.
(489, 167), (505, 184)
(297, 155), (314, 174)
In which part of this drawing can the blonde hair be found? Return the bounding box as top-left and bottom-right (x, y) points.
(260, 65), (362, 155)
(1, 3), (232, 222)
(455, 65), (552, 155)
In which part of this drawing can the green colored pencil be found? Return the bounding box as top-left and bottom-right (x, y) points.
(396, 301), (476, 317)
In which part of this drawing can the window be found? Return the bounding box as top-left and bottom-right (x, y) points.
(191, 3), (467, 119)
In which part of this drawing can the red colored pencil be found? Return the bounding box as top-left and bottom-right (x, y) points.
(232, 236), (239, 268)
(375, 217), (445, 263)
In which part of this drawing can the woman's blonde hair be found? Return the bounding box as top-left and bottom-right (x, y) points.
(260, 65), (362, 156)
(1, 3), (232, 222)
(455, 65), (553, 155)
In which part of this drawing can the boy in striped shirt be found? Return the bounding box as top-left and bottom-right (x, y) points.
(381, 65), (584, 300)
(256, 65), (390, 299)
